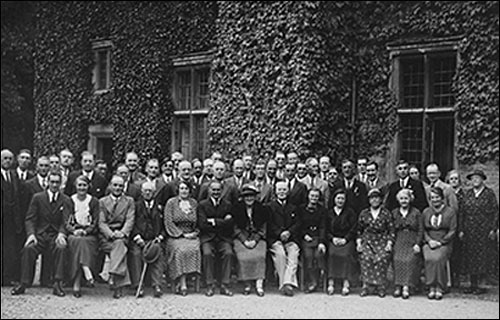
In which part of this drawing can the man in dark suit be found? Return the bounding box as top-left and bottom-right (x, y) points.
(385, 160), (428, 212)
(125, 151), (146, 184)
(198, 181), (235, 297)
(250, 160), (274, 205)
(16, 149), (35, 181)
(268, 181), (301, 296)
(242, 155), (255, 181)
(111, 164), (141, 201)
(283, 163), (307, 207)
(59, 148), (74, 191)
(330, 159), (368, 215)
(224, 159), (249, 193)
(128, 181), (165, 298)
(11, 170), (73, 297)
(2, 149), (24, 286)
(65, 151), (107, 198)
(198, 161), (238, 205)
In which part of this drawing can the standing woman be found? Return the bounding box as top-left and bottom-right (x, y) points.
(391, 189), (423, 299)
(67, 175), (100, 297)
(459, 170), (499, 294)
(233, 184), (268, 296)
(164, 181), (201, 296)
(325, 189), (357, 296)
(422, 187), (457, 300)
(299, 188), (327, 293)
(357, 188), (394, 298)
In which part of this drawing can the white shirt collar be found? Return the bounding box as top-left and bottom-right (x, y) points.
(83, 170), (94, 180)
(474, 186), (485, 198)
(1, 168), (8, 180)
(211, 197), (220, 207)
(47, 189), (59, 201)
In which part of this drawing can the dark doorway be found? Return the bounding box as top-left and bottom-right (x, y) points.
(429, 114), (455, 179)
(97, 137), (113, 171)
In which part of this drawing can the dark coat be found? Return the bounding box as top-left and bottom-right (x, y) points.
(325, 206), (358, 242)
(298, 203), (327, 245)
(197, 198), (234, 243)
(198, 179), (238, 205)
(267, 200), (301, 245)
(65, 170), (108, 199)
(287, 179), (308, 207)
(233, 201), (268, 243)
(25, 191), (73, 237)
(330, 178), (369, 216)
(2, 170), (23, 233)
(132, 199), (165, 241)
(385, 178), (428, 213)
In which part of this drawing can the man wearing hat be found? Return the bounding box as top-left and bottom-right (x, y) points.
(129, 181), (165, 297)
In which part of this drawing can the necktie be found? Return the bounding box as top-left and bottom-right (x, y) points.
(42, 178), (48, 189)
(400, 180), (404, 188)
(6, 171), (11, 183)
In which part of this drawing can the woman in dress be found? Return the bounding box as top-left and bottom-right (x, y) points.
(325, 189), (357, 296)
(422, 187), (457, 300)
(164, 181), (201, 296)
(299, 188), (327, 293)
(391, 188), (423, 299)
(233, 184), (268, 296)
(66, 175), (100, 298)
(459, 170), (499, 294)
(357, 188), (394, 298)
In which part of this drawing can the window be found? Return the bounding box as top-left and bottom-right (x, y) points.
(92, 40), (113, 92)
(388, 37), (460, 176)
(171, 51), (214, 160)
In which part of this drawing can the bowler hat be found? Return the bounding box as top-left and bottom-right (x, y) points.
(142, 241), (161, 264)
(240, 184), (259, 197)
(466, 169), (487, 181)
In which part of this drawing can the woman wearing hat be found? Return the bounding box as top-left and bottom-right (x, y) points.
(164, 181), (201, 296)
(325, 189), (357, 296)
(66, 175), (100, 297)
(357, 188), (395, 298)
(391, 188), (423, 299)
(459, 169), (499, 294)
(233, 184), (268, 296)
(422, 187), (457, 300)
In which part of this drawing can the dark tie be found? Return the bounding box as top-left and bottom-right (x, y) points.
(6, 171), (11, 184)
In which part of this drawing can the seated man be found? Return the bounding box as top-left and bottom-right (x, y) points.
(268, 181), (301, 296)
(128, 181), (165, 298)
(12, 170), (73, 297)
(197, 181), (235, 297)
(99, 175), (135, 299)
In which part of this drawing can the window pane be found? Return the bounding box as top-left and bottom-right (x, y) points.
(96, 50), (109, 90)
(193, 115), (208, 159)
(401, 58), (424, 109)
(400, 113), (424, 169)
(197, 68), (210, 110)
(432, 56), (456, 108)
(176, 71), (192, 110)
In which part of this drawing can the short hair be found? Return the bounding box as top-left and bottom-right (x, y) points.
(254, 159), (267, 168)
(366, 161), (379, 170)
(275, 181), (288, 191)
(110, 175), (125, 185)
(305, 157), (318, 166)
(397, 159), (408, 166)
(141, 181), (156, 191)
(75, 175), (91, 187)
(208, 180), (222, 190)
(357, 156), (369, 162)
(332, 188), (346, 200)
(308, 187), (322, 198)
(59, 148), (72, 156)
(146, 158), (160, 167)
(96, 159), (106, 166)
(178, 180), (192, 191)
(126, 151), (139, 159)
(48, 169), (62, 180)
(396, 188), (414, 202)
(429, 186), (445, 200)
(213, 161), (225, 170)
(203, 158), (214, 167)
(445, 169), (461, 184)
(81, 151), (94, 160)
(275, 151), (286, 158)
(192, 158), (202, 166)
(341, 158), (354, 166)
(18, 149), (32, 156)
(426, 162), (440, 172)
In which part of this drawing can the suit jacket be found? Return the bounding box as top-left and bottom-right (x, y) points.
(267, 200), (301, 245)
(197, 198), (234, 243)
(330, 178), (369, 216)
(250, 179), (274, 205)
(298, 203), (327, 245)
(65, 170), (108, 199)
(16, 168), (35, 181)
(325, 206), (358, 242)
(198, 179), (238, 205)
(129, 170), (146, 184)
(286, 179), (308, 207)
(385, 178), (428, 213)
(224, 175), (249, 192)
(2, 170), (23, 233)
(233, 201), (268, 243)
(106, 182), (141, 201)
(25, 191), (72, 237)
(66, 195), (100, 235)
(98, 194), (135, 240)
(132, 199), (165, 241)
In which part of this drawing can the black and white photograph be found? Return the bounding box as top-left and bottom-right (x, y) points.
(1, 1), (499, 318)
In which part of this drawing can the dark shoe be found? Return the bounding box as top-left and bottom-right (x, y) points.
(463, 287), (474, 294)
(283, 284), (294, 297)
(153, 286), (162, 298)
(113, 288), (122, 299)
(53, 282), (66, 297)
(205, 285), (215, 297)
(73, 290), (82, 298)
(378, 289), (386, 298)
(220, 285), (233, 297)
(473, 287), (486, 295)
(305, 284), (317, 293)
(360, 288), (369, 297)
(243, 284), (251, 295)
(137, 287), (144, 298)
(11, 284), (26, 295)
(96, 275), (107, 284)
(393, 287), (401, 298)
(86, 278), (95, 288)
(256, 287), (265, 297)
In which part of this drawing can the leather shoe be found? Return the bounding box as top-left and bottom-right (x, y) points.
(86, 278), (95, 288)
(113, 288), (122, 299)
(73, 290), (82, 298)
(378, 289), (386, 298)
(205, 285), (215, 297)
(11, 284), (26, 295)
(283, 284), (294, 297)
(305, 284), (317, 294)
(53, 282), (66, 297)
(243, 285), (251, 295)
(463, 287), (474, 294)
(256, 287), (265, 297)
(153, 286), (162, 298)
(220, 285), (233, 297)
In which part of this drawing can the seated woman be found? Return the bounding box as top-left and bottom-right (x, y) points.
(299, 188), (327, 293)
(66, 175), (100, 298)
(391, 188), (423, 299)
(422, 187), (457, 300)
(164, 181), (201, 296)
(233, 184), (268, 297)
(325, 189), (357, 296)
(357, 188), (395, 298)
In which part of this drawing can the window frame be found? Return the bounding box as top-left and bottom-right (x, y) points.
(92, 40), (113, 94)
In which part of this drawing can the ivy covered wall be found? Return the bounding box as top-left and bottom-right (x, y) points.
(34, 1), (217, 165)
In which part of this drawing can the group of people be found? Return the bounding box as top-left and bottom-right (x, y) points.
(1, 148), (498, 301)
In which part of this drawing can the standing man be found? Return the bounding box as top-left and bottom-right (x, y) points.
(112, 164), (142, 201)
(304, 157), (330, 207)
(16, 149), (34, 181)
(24, 156), (51, 202)
(365, 161), (387, 194)
(319, 156), (331, 181)
(128, 181), (165, 298)
(287, 152), (299, 166)
(330, 159), (368, 215)
(200, 158), (215, 185)
(242, 154), (255, 181)
(59, 149), (74, 191)
(283, 163), (307, 207)
(225, 159), (247, 191)
(197, 181), (235, 297)
(268, 182), (301, 296)
(265, 159), (280, 187)
(192, 159), (204, 185)
(11, 170), (72, 296)
(99, 175), (135, 298)
(356, 156), (368, 184)
(125, 151), (146, 184)
(95, 160), (110, 183)
(385, 160), (428, 212)
(49, 154), (60, 171)
(425, 163), (458, 213)
(65, 151), (107, 198)
(2, 149), (23, 286)
(198, 161), (239, 205)
(251, 160), (274, 205)
(275, 151), (287, 180)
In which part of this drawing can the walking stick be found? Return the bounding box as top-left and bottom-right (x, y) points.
(136, 261), (148, 298)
